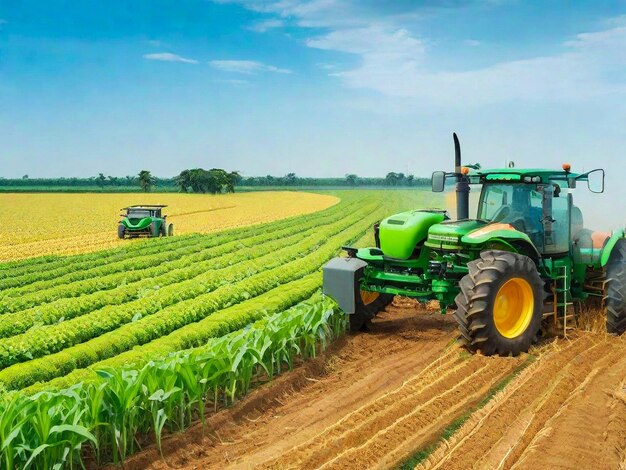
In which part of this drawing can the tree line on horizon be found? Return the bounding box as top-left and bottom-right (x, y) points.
(0, 170), (430, 193)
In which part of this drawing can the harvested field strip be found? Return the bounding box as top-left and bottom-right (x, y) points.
(398, 358), (534, 470)
(417, 333), (626, 470)
(262, 350), (524, 469)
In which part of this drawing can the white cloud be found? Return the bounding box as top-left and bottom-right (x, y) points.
(326, 20), (626, 105)
(215, 78), (252, 86)
(214, 1), (626, 104)
(143, 52), (199, 64)
(209, 60), (292, 74)
(247, 18), (284, 32)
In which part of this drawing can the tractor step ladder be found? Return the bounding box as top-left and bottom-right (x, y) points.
(552, 266), (575, 337)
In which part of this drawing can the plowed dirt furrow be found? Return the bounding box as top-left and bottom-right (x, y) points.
(419, 334), (623, 470)
(260, 349), (464, 469)
(321, 359), (520, 470)
(511, 345), (626, 470)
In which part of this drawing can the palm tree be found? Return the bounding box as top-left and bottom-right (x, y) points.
(138, 170), (155, 192)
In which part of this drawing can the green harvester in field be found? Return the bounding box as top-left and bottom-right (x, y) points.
(323, 134), (626, 356)
(118, 205), (174, 239)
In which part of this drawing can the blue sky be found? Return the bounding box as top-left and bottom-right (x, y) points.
(1, 0), (625, 194)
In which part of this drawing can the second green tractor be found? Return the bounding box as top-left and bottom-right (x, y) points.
(323, 134), (626, 356)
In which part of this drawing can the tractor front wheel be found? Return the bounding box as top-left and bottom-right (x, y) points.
(349, 289), (393, 333)
(606, 240), (626, 335)
(455, 250), (544, 356)
(117, 224), (126, 239)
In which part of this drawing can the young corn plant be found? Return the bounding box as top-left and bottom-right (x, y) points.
(0, 291), (344, 468)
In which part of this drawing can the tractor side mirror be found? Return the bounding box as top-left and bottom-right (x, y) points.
(586, 169), (605, 193)
(432, 171), (446, 193)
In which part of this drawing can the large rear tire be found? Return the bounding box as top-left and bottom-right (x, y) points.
(117, 224), (126, 239)
(349, 289), (393, 333)
(167, 223), (174, 237)
(606, 240), (626, 335)
(455, 250), (544, 356)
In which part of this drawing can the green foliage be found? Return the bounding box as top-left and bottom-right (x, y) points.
(0, 200), (382, 389)
(137, 170), (156, 192)
(175, 168), (240, 194)
(0, 294), (345, 468)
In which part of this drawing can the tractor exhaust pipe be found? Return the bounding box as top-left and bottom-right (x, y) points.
(454, 133), (470, 220)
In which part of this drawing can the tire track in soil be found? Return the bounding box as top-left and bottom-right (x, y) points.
(418, 333), (626, 470)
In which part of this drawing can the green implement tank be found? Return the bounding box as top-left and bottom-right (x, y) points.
(118, 205), (174, 239)
(323, 134), (626, 356)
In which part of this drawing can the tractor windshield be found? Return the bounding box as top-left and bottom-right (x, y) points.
(127, 209), (151, 219)
(479, 184), (542, 231)
(479, 182), (571, 254)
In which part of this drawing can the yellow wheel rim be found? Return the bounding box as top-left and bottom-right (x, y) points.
(493, 277), (534, 339)
(360, 290), (379, 306)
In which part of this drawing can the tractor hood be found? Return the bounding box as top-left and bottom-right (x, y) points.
(425, 220), (488, 250)
(379, 210), (447, 259)
(122, 217), (152, 230)
(426, 220), (532, 250)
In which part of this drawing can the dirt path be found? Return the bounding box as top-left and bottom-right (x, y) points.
(418, 333), (626, 470)
(113, 303), (626, 470)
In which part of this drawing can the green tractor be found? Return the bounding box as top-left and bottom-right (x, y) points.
(118, 205), (174, 239)
(323, 134), (626, 356)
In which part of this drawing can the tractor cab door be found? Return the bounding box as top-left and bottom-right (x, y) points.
(540, 184), (571, 256)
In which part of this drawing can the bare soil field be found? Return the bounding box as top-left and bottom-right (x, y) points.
(112, 302), (626, 470)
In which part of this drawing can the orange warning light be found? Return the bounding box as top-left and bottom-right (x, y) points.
(562, 163), (571, 172)
(461, 167), (470, 175)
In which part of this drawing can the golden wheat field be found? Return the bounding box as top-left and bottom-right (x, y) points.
(0, 192), (339, 261)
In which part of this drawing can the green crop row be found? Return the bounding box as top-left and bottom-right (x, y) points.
(0, 200), (370, 314)
(0, 206), (380, 390)
(24, 273), (323, 394)
(0, 204), (377, 377)
(0, 201), (371, 339)
(0, 196), (352, 293)
(0, 292), (344, 469)
(0, 209), (350, 338)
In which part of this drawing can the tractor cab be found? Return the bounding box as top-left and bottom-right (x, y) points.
(125, 206), (164, 223)
(431, 166), (606, 260)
